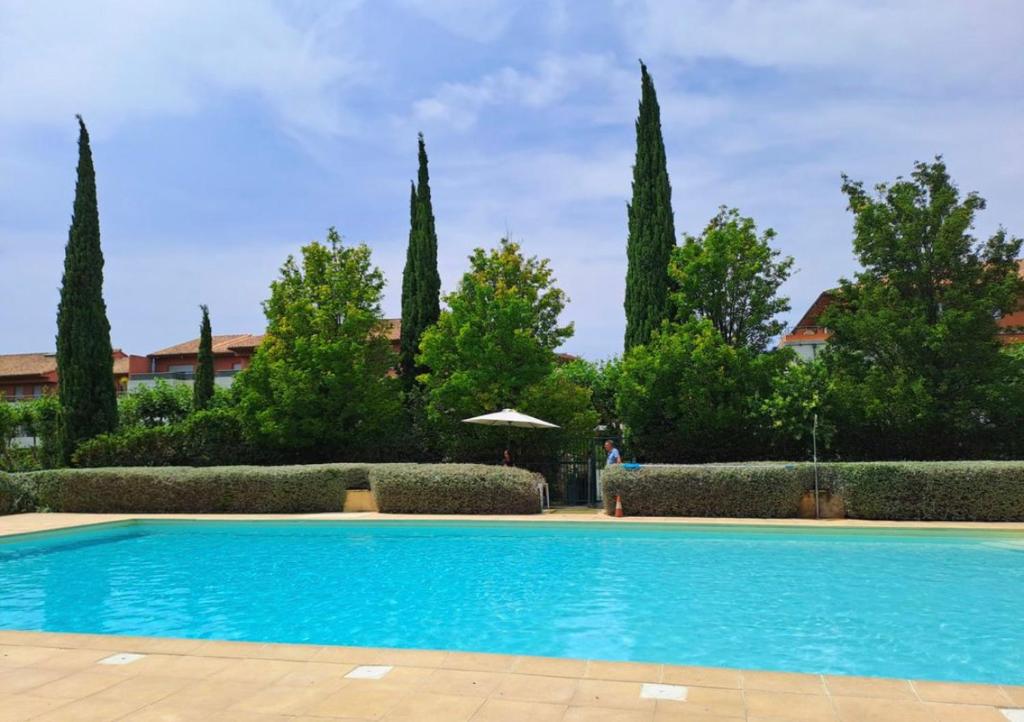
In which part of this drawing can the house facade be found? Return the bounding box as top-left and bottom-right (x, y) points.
(0, 349), (146, 401)
(780, 261), (1024, 360)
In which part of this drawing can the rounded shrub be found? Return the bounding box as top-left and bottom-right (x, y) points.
(370, 464), (542, 514)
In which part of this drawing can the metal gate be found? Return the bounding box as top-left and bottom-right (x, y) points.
(521, 435), (624, 506)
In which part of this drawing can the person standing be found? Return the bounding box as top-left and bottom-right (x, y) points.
(604, 439), (621, 466)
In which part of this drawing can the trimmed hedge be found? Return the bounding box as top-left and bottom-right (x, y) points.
(603, 461), (1024, 520)
(0, 472), (37, 515)
(370, 464), (542, 514)
(825, 461), (1024, 521)
(8, 464), (371, 514)
(602, 463), (810, 518)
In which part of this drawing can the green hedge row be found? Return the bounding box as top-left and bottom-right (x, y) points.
(823, 461), (1024, 521)
(370, 464), (542, 514)
(602, 463), (810, 518)
(8, 464), (371, 514)
(602, 461), (1024, 521)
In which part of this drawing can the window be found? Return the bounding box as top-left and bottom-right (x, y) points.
(232, 362), (243, 371)
(168, 364), (193, 373)
(13, 385), (23, 399)
(32, 385), (42, 398)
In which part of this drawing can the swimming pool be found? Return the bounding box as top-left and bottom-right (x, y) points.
(1, 520), (1022, 684)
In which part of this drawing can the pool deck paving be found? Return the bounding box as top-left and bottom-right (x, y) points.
(1, 512), (1023, 721)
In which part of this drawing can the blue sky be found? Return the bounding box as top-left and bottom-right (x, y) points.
(2, 0), (1023, 359)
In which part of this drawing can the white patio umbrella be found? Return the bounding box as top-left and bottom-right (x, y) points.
(462, 408), (559, 450)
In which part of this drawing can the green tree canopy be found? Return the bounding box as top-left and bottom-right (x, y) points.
(56, 115), (117, 461)
(400, 133), (442, 388)
(624, 62), (676, 351)
(235, 228), (401, 459)
(822, 158), (1024, 458)
(418, 239), (596, 461)
(672, 207), (793, 352)
(617, 320), (789, 462)
(193, 305), (215, 411)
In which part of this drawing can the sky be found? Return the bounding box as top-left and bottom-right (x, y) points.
(2, 0), (1023, 360)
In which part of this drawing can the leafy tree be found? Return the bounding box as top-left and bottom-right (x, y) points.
(56, 115), (117, 460)
(822, 158), (1024, 458)
(624, 62), (676, 351)
(558, 358), (622, 434)
(758, 357), (835, 459)
(234, 229), (402, 459)
(193, 305), (215, 410)
(672, 207), (794, 352)
(419, 239), (596, 461)
(399, 133), (442, 388)
(118, 381), (193, 428)
(617, 320), (789, 462)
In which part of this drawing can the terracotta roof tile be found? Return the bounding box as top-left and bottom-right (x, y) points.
(0, 353), (57, 379)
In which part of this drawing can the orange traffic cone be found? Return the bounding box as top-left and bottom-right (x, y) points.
(614, 495), (624, 518)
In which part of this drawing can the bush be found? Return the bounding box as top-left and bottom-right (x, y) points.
(0, 472), (38, 514)
(602, 461), (1024, 521)
(370, 464), (542, 514)
(10, 464), (371, 514)
(826, 461), (1024, 521)
(602, 463), (809, 517)
(72, 409), (256, 468)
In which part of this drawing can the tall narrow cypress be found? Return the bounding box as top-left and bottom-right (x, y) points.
(624, 62), (677, 351)
(56, 115), (117, 461)
(193, 304), (215, 410)
(399, 132), (441, 387)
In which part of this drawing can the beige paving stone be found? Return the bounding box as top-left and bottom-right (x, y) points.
(246, 641), (323, 661)
(563, 706), (655, 722)
(29, 694), (152, 722)
(492, 672), (579, 704)
(310, 682), (411, 719)
(209, 657), (305, 684)
(0, 667), (70, 695)
(742, 670), (827, 695)
(31, 647), (113, 670)
(312, 645), (390, 665)
(90, 674), (192, 706)
(119, 702), (221, 721)
(0, 644), (59, 667)
(157, 679), (266, 709)
(227, 682), (337, 715)
(468, 697), (566, 722)
(382, 691), (485, 721)
(276, 660), (354, 689)
(831, 694), (932, 722)
(510, 655), (588, 678)
(653, 704), (743, 721)
(823, 674), (915, 699)
(586, 660), (662, 682)
(27, 669), (125, 699)
(192, 639), (269, 659)
(659, 665), (743, 689)
(374, 665), (436, 687)
(0, 694), (70, 721)
(126, 653), (232, 679)
(744, 690), (837, 721)
(925, 701), (1012, 722)
(1004, 685), (1024, 705)
(662, 685), (745, 717)
(572, 679), (657, 711)
(912, 680), (1012, 706)
(441, 651), (518, 673)
(421, 668), (506, 697)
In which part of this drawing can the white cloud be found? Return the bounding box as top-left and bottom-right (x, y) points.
(0, 0), (363, 137)
(411, 53), (633, 130)
(621, 0), (1024, 91)
(395, 0), (518, 42)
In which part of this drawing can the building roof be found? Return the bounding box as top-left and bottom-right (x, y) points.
(149, 334), (261, 357)
(0, 353), (57, 380)
(149, 319), (401, 358)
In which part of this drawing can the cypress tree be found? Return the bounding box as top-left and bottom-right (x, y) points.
(399, 132), (442, 387)
(193, 304), (215, 410)
(56, 115), (117, 461)
(624, 62), (677, 351)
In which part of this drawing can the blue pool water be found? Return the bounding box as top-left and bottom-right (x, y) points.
(1, 520), (1022, 684)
